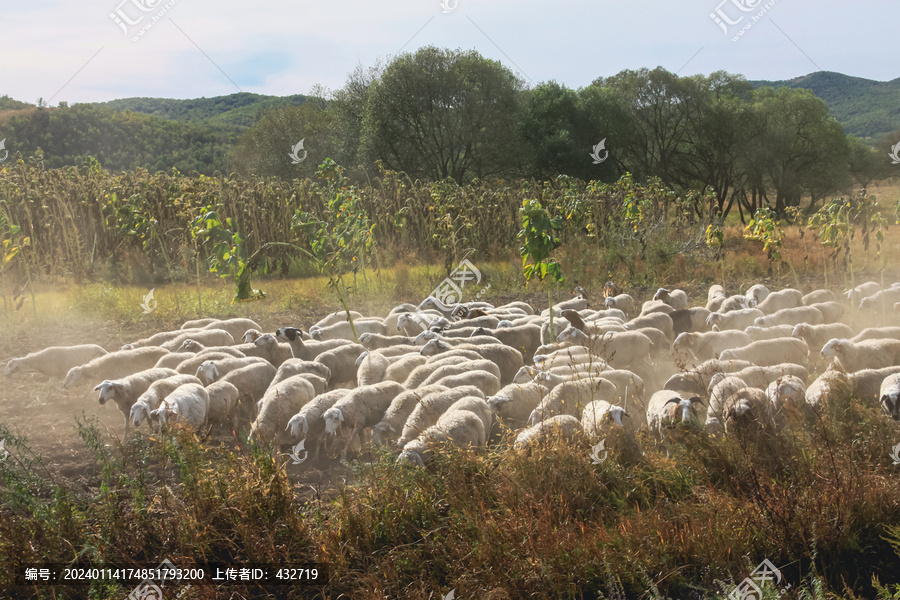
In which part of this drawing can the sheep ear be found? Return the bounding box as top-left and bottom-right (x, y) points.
(337, 410), (344, 422)
(387, 424), (396, 433)
(94, 381), (110, 391)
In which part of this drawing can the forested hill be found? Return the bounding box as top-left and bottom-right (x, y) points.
(96, 92), (309, 129)
(751, 71), (900, 140)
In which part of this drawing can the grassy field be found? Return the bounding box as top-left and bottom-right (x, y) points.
(2, 183), (900, 598)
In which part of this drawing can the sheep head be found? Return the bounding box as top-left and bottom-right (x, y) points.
(130, 402), (151, 428)
(420, 339), (450, 357)
(255, 334), (277, 352)
(323, 407), (344, 435)
(663, 396), (704, 425)
(497, 320), (513, 328)
(819, 339), (843, 360)
(307, 326), (324, 340)
(397, 447), (426, 468)
(705, 313), (722, 328)
(286, 414), (308, 440)
(196, 361), (219, 385)
(242, 329), (263, 343)
(4, 359), (20, 376)
(653, 288), (671, 302)
(355, 351), (370, 368)
(63, 367), (84, 389)
(275, 327), (305, 343)
(94, 380), (124, 405)
(178, 339), (204, 353)
(357, 332), (374, 347)
(371, 422), (396, 445)
(881, 392), (900, 421)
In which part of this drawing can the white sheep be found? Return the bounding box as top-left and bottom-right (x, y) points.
(284, 389), (350, 460)
(95, 367), (179, 440)
(859, 287), (900, 312)
(194, 356), (269, 385)
(356, 351), (391, 386)
(150, 383), (209, 432)
(722, 388), (774, 435)
(470, 324), (542, 362)
(199, 318), (262, 343)
(357, 332), (412, 350)
(160, 329), (234, 352)
(64, 347), (170, 388)
(419, 340), (524, 385)
(604, 294), (635, 315)
(792, 323), (854, 355)
(528, 378), (617, 426)
(205, 380), (240, 425)
(848, 367), (900, 403)
(308, 319), (386, 341)
(123, 328), (204, 349)
(269, 359), (332, 389)
(219, 362), (277, 406)
(766, 375), (807, 426)
(663, 358), (753, 396)
(820, 338), (900, 373)
(181, 318), (218, 330)
(487, 382), (548, 435)
(154, 352), (195, 370)
(706, 308), (764, 331)
(581, 399), (631, 437)
(129, 373), (203, 431)
(879, 373), (900, 421)
(433, 370), (501, 396)
(802, 289), (837, 305)
(250, 375), (317, 452)
(314, 343), (368, 386)
(176, 353), (265, 378)
(371, 384), (449, 446)
(323, 381), (407, 454)
(653, 288), (688, 310)
(707, 375), (753, 422)
(715, 364), (808, 392)
(564, 330), (654, 371)
(396, 313), (429, 337)
(241, 329), (264, 343)
(419, 359), (502, 387)
(514, 415), (582, 450)
(646, 390), (705, 441)
(236, 334), (294, 367)
(806, 301), (843, 323)
(383, 354), (428, 384)
(398, 409), (487, 467)
(850, 327), (900, 344)
(744, 284), (770, 307)
(805, 370), (849, 410)
(753, 306), (824, 328)
(706, 285), (727, 312)
(274, 326), (351, 360)
(755, 288), (803, 315)
(4, 344), (107, 381)
(673, 330), (752, 364)
(744, 325), (795, 342)
(176, 339), (246, 357)
(404, 354), (480, 388)
(844, 281), (881, 306)
(625, 312), (675, 342)
(314, 310), (367, 329)
(396, 385), (485, 449)
(717, 294), (751, 313)
(444, 396), (493, 441)
(718, 337), (809, 368)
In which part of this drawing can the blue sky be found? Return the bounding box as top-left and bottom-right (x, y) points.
(1, 0), (896, 104)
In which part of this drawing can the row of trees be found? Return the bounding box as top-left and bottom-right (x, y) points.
(234, 47), (898, 219)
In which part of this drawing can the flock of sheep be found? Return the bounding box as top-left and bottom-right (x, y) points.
(4, 279), (900, 468)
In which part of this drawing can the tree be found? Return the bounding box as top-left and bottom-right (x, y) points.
(230, 103), (336, 179)
(330, 58), (387, 169)
(361, 46), (524, 182)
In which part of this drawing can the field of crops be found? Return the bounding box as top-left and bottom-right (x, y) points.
(1, 164), (900, 600)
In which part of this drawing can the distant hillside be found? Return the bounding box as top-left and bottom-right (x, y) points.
(751, 71), (900, 140)
(97, 92), (310, 129)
